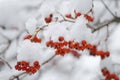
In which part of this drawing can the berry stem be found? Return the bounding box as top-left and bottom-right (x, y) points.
(30, 25), (48, 42)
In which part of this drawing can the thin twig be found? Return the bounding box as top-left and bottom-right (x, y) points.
(0, 57), (12, 69)
(30, 25), (48, 41)
(0, 40), (11, 54)
(87, 17), (120, 33)
(56, 11), (75, 23)
(101, 0), (116, 18)
(42, 54), (56, 65)
(9, 72), (26, 80)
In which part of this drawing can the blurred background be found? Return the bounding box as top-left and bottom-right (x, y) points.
(0, 0), (120, 80)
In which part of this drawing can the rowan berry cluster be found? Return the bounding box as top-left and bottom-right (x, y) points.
(24, 34), (42, 43)
(46, 36), (110, 59)
(102, 68), (119, 80)
(15, 61), (40, 74)
(65, 10), (94, 22)
(45, 13), (53, 23)
(79, 40), (110, 59)
(65, 10), (81, 19)
(46, 36), (80, 58)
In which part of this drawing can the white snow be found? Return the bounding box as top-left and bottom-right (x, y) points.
(25, 17), (37, 34)
(71, 55), (101, 80)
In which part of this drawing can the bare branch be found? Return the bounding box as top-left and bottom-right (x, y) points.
(0, 40), (11, 55)
(56, 11), (75, 23)
(87, 17), (120, 32)
(9, 72), (26, 80)
(30, 25), (48, 41)
(101, 0), (116, 18)
(42, 54), (56, 65)
(0, 57), (12, 69)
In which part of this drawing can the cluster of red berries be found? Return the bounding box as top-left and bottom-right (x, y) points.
(15, 61), (40, 74)
(46, 36), (110, 59)
(46, 36), (80, 58)
(24, 34), (42, 43)
(76, 40), (110, 59)
(45, 13), (53, 23)
(65, 10), (94, 22)
(102, 68), (119, 80)
(65, 10), (81, 19)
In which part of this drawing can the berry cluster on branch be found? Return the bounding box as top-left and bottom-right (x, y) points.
(65, 10), (94, 22)
(102, 68), (119, 80)
(24, 34), (42, 43)
(46, 36), (110, 59)
(15, 61), (40, 74)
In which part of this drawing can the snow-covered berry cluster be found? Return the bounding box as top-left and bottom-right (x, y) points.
(65, 10), (94, 22)
(15, 61), (40, 74)
(46, 36), (110, 60)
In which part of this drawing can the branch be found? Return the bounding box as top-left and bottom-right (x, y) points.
(42, 54), (56, 65)
(0, 57), (12, 69)
(56, 11), (75, 23)
(0, 40), (11, 55)
(30, 25), (48, 41)
(88, 17), (120, 33)
(101, 0), (116, 18)
(9, 54), (56, 80)
(9, 72), (26, 80)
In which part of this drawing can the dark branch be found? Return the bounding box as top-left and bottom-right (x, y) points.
(87, 17), (120, 32)
(0, 57), (12, 69)
(42, 54), (56, 65)
(101, 0), (116, 18)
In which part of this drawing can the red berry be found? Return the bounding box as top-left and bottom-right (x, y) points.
(81, 40), (87, 46)
(45, 17), (52, 23)
(49, 13), (53, 18)
(76, 13), (81, 17)
(24, 34), (32, 40)
(105, 51), (110, 57)
(24, 35), (42, 43)
(58, 36), (64, 41)
(74, 10), (81, 18)
(65, 14), (71, 18)
(86, 44), (93, 49)
(33, 37), (42, 43)
(34, 61), (40, 70)
(30, 67), (37, 74)
(46, 40), (53, 47)
(84, 14), (94, 22)
(96, 51), (104, 55)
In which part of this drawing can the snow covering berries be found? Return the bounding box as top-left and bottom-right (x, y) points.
(15, 61), (40, 74)
(46, 37), (110, 59)
(46, 36), (80, 58)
